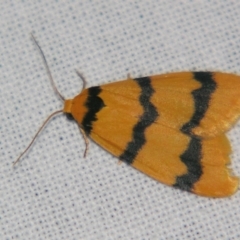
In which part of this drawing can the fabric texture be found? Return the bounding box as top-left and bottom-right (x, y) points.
(1, 1), (240, 239)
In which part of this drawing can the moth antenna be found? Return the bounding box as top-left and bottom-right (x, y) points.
(75, 69), (87, 91)
(31, 33), (65, 101)
(13, 110), (63, 166)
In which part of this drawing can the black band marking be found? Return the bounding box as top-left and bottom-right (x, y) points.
(175, 72), (217, 192)
(66, 113), (75, 121)
(119, 77), (159, 164)
(181, 72), (217, 135)
(173, 137), (202, 191)
(82, 86), (105, 135)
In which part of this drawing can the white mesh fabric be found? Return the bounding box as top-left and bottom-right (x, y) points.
(1, 1), (240, 239)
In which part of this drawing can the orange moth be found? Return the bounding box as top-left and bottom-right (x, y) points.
(15, 35), (240, 197)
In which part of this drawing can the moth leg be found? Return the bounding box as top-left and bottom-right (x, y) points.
(118, 160), (122, 165)
(127, 73), (132, 80)
(75, 70), (87, 91)
(79, 126), (89, 157)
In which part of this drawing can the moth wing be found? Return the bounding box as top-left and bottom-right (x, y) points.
(131, 128), (238, 197)
(150, 72), (240, 138)
(87, 75), (238, 197)
(90, 113), (238, 197)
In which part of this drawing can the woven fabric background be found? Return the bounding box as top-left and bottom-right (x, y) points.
(1, 1), (240, 239)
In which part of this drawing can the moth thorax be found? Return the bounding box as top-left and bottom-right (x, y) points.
(63, 99), (73, 114)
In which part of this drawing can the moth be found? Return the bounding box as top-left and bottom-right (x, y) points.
(15, 35), (240, 197)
